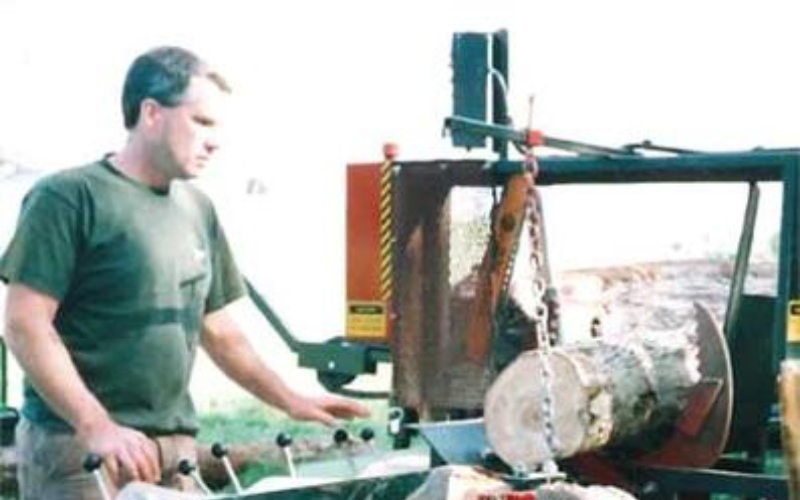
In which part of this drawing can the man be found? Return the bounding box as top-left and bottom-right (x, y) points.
(1, 46), (370, 499)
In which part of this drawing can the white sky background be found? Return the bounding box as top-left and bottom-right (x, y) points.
(1, 0), (799, 345)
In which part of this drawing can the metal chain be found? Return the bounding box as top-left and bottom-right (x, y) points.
(525, 157), (550, 350)
(524, 151), (562, 472)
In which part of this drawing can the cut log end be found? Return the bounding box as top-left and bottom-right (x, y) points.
(484, 349), (612, 469)
(485, 317), (703, 469)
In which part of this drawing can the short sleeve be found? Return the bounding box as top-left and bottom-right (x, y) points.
(0, 185), (82, 301)
(204, 217), (246, 313)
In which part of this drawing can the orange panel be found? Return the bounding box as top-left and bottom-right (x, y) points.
(346, 163), (390, 341)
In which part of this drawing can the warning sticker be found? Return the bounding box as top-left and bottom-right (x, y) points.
(788, 300), (800, 342)
(346, 301), (387, 339)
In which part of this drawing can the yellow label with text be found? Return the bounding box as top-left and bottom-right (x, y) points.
(788, 300), (800, 342)
(346, 301), (387, 339)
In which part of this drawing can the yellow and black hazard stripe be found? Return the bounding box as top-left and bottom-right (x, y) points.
(379, 159), (394, 303)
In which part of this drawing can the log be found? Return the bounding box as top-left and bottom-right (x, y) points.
(116, 483), (198, 500)
(484, 322), (701, 470)
(198, 437), (374, 488)
(404, 465), (511, 500)
(0, 438), (375, 493)
(1, 445), (17, 496)
(535, 481), (639, 500)
(404, 466), (641, 500)
(780, 359), (800, 500)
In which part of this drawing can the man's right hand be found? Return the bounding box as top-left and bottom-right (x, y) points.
(76, 417), (161, 486)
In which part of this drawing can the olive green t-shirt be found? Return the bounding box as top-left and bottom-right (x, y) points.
(0, 159), (246, 435)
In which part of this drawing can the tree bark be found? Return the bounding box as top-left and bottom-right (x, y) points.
(484, 327), (701, 470)
(780, 359), (800, 500)
(1, 445), (16, 496)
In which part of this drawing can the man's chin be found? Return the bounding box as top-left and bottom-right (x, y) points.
(181, 166), (203, 179)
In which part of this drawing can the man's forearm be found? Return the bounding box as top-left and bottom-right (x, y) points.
(201, 325), (301, 413)
(5, 288), (110, 433)
(202, 308), (370, 425)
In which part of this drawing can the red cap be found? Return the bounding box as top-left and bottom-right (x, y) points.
(525, 129), (544, 148)
(383, 142), (399, 160)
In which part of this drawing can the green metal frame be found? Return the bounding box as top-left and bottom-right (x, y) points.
(485, 149), (800, 377)
(247, 148), (799, 405)
(246, 279), (390, 398)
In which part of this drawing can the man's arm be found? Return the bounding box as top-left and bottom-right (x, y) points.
(201, 305), (370, 426)
(3, 283), (160, 484)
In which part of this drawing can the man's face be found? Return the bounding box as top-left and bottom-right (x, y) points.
(150, 76), (228, 181)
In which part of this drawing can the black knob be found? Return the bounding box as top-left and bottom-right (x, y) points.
(333, 428), (350, 445)
(211, 442), (228, 458)
(177, 459), (196, 476)
(359, 427), (375, 443)
(82, 453), (103, 473)
(276, 432), (293, 448)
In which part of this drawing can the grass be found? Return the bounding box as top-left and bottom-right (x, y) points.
(0, 399), (396, 500)
(197, 398), (393, 447)
(196, 398), (396, 491)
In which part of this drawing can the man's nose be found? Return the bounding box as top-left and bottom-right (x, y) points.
(204, 139), (219, 156)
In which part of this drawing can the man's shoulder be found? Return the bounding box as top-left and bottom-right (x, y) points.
(173, 180), (216, 213)
(31, 160), (107, 196)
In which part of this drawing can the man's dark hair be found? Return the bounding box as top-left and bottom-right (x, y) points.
(121, 46), (230, 130)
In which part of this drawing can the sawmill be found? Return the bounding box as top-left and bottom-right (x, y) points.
(3, 30), (800, 500)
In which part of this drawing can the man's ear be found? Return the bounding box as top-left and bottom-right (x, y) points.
(139, 98), (162, 129)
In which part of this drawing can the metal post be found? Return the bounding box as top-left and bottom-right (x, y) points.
(276, 432), (297, 478)
(82, 453), (112, 500)
(778, 159), (800, 364)
(333, 429), (358, 476)
(724, 181), (760, 341)
(211, 443), (243, 494)
(177, 459), (213, 496)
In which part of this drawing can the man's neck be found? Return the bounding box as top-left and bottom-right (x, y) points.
(112, 142), (171, 190)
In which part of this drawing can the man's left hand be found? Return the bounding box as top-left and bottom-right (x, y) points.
(288, 394), (371, 427)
